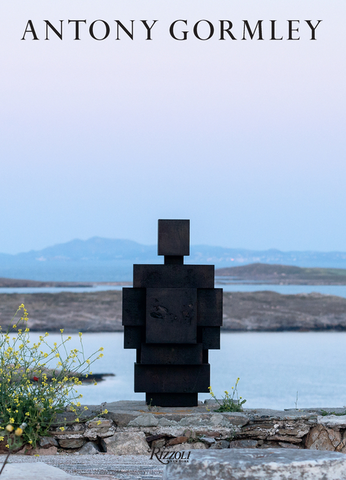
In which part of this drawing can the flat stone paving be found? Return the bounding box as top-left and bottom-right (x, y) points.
(0, 454), (164, 480)
(164, 448), (346, 479)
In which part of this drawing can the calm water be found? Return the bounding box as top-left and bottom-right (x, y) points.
(220, 284), (346, 298)
(25, 332), (346, 410)
(0, 285), (124, 294)
(2, 284), (346, 297)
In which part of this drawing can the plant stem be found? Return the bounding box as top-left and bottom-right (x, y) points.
(0, 452), (11, 476)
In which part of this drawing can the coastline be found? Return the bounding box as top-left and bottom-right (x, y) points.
(0, 290), (346, 333)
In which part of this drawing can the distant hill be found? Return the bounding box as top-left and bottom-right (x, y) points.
(216, 263), (346, 285)
(1, 237), (346, 282)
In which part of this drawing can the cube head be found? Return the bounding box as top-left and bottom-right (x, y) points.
(146, 288), (197, 344)
(158, 219), (190, 256)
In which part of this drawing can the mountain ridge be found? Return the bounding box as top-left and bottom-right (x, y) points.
(1, 237), (346, 282)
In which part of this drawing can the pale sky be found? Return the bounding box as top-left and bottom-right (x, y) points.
(1, 1), (345, 254)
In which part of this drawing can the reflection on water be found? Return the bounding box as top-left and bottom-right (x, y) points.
(26, 331), (346, 410)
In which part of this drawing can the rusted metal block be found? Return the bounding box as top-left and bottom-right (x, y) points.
(197, 288), (223, 326)
(134, 364), (210, 393)
(146, 392), (198, 407)
(122, 288), (146, 326)
(146, 288), (197, 344)
(198, 327), (221, 349)
(140, 344), (203, 365)
(133, 264), (214, 288)
(124, 326), (143, 349)
(158, 219), (190, 256)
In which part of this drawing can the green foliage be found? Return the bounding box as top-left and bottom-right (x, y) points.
(321, 410), (346, 417)
(0, 304), (104, 449)
(208, 378), (246, 413)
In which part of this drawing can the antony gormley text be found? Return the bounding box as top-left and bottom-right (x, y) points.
(122, 219), (223, 407)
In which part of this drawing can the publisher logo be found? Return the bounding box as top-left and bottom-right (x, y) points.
(150, 447), (191, 465)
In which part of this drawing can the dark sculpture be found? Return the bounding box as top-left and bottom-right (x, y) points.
(122, 219), (222, 407)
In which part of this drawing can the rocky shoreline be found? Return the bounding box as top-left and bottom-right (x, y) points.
(0, 290), (346, 332)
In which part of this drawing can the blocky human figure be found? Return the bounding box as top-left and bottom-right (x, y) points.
(122, 219), (222, 407)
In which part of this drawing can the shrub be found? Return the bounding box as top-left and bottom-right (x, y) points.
(208, 378), (246, 412)
(0, 304), (103, 449)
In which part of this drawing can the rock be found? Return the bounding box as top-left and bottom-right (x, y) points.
(128, 413), (159, 427)
(194, 430), (223, 438)
(101, 432), (149, 455)
(166, 436), (189, 446)
(267, 435), (302, 444)
(210, 440), (230, 449)
(26, 446), (58, 455)
(178, 416), (206, 427)
(240, 419), (310, 442)
(279, 442), (301, 449)
(39, 436), (59, 448)
(276, 423), (311, 438)
(159, 417), (178, 427)
(222, 414), (250, 427)
(146, 434), (166, 443)
(79, 441), (101, 454)
(168, 442), (207, 451)
(58, 438), (86, 449)
(229, 439), (257, 448)
(50, 423), (85, 438)
(305, 425), (341, 451)
(84, 418), (115, 439)
(53, 408), (100, 427)
(210, 414), (231, 427)
(200, 436), (216, 445)
(163, 448), (346, 479)
(152, 438), (166, 448)
(318, 415), (346, 428)
(186, 442), (207, 450)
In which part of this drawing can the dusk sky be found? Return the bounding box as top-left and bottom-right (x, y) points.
(1, 1), (345, 254)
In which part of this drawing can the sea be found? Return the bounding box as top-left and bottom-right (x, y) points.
(2, 283), (346, 409)
(1, 284), (346, 297)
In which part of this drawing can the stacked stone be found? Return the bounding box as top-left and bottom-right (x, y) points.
(3, 404), (346, 456)
(122, 220), (223, 407)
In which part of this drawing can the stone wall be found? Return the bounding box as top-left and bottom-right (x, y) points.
(15, 401), (346, 456)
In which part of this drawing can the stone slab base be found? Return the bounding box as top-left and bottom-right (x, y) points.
(0, 462), (92, 480)
(163, 448), (346, 479)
